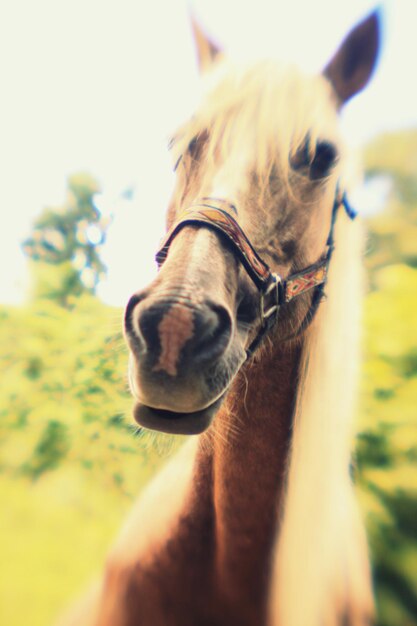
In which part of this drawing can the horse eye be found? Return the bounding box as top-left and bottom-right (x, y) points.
(188, 137), (198, 155)
(310, 141), (338, 180)
(187, 130), (209, 161)
(290, 139), (338, 180)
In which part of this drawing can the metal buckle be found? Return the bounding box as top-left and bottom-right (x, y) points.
(260, 273), (281, 327)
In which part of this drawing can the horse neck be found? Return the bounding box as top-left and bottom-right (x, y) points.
(199, 339), (303, 621)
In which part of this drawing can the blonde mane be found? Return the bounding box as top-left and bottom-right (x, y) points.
(271, 211), (372, 626)
(171, 59), (341, 187)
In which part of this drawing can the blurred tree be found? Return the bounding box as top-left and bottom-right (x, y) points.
(359, 129), (417, 626)
(22, 172), (110, 306)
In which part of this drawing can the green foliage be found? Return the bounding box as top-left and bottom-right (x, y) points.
(357, 130), (417, 626)
(22, 173), (110, 305)
(0, 295), (178, 626)
(365, 129), (417, 182)
(22, 420), (70, 479)
(0, 294), (175, 492)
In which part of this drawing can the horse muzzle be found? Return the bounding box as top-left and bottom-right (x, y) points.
(125, 292), (239, 434)
(124, 227), (247, 434)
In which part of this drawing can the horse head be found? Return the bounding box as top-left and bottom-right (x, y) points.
(124, 12), (380, 435)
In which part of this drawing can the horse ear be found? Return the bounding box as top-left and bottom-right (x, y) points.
(190, 14), (223, 73)
(324, 11), (380, 106)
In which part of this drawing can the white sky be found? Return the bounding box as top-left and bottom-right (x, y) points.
(0, 0), (416, 306)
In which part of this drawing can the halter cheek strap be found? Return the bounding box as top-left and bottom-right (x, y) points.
(155, 190), (356, 355)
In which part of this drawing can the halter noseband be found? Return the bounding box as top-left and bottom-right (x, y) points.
(155, 190), (356, 356)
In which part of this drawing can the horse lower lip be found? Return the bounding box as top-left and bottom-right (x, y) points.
(133, 398), (223, 435)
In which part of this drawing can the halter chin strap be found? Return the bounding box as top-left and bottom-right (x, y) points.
(155, 188), (356, 356)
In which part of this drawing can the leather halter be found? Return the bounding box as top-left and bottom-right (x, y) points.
(155, 191), (356, 356)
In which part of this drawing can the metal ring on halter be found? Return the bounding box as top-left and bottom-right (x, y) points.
(260, 273), (282, 323)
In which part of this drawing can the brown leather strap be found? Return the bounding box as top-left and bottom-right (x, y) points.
(285, 261), (329, 303)
(156, 205), (329, 304)
(156, 205), (271, 288)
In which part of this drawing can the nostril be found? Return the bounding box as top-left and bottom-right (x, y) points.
(137, 305), (166, 352)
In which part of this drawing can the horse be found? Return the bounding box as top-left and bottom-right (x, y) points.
(59, 10), (380, 626)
